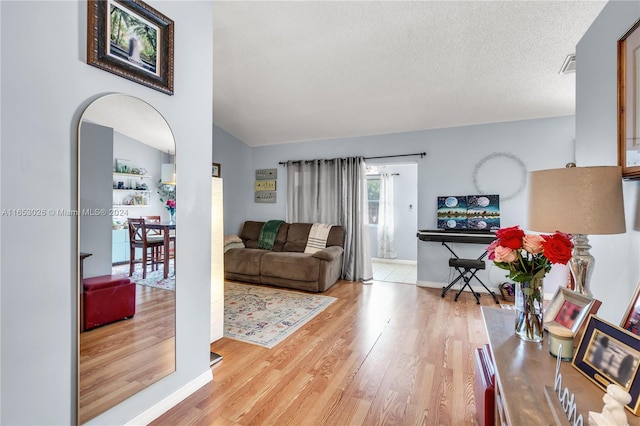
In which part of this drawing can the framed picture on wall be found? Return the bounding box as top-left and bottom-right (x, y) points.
(212, 163), (221, 178)
(617, 18), (640, 178)
(87, 0), (174, 95)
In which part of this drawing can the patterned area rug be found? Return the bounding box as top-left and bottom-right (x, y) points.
(224, 281), (336, 348)
(111, 260), (175, 291)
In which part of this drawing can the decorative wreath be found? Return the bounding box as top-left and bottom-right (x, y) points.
(472, 152), (527, 201)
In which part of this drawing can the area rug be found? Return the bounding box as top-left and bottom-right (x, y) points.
(224, 281), (336, 348)
(111, 260), (175, 291)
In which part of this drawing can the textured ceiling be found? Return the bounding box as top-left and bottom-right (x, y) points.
(213, 1), (607, 147)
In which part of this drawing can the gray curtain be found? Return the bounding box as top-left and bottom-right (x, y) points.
(286, 157), (372, 281)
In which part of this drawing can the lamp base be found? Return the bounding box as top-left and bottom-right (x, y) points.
(569, 234), (594, 297)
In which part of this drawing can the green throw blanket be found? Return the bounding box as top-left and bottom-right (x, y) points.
(257, 220), (284, 250)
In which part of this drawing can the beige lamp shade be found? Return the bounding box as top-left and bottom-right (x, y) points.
(161, 163), (175, 184)
(528, 166), (626, 235)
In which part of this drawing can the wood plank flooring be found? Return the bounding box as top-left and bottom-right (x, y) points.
(152, 280), (498, 425)
(79, 285), (176, 424)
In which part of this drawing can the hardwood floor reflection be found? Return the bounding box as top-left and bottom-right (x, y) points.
(152, 280), (496, 425)
(79, 285), (175, 424)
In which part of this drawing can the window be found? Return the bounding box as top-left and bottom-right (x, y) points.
(367, 178), (380, 224)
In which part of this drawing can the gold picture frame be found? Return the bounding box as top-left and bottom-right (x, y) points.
(618, 18), (640, 178)
(573, 315), (640, 414)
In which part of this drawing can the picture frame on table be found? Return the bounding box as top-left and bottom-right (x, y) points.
(617, 18), (640, 178)
(573, 315), (640, 414)
(212, 163), (221, 178)
(543, 287), (595, 335)
(621, 281), (640, 335)
(87, 0), (174, 95)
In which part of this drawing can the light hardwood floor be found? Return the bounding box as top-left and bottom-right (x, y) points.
(79, 285), (175, 424)
(152, 280), (498, 425)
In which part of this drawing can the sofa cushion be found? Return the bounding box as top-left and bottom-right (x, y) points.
(224, 248), (266, 276)
(283, 223), (313, 252)
(326, 226), (345, 248)
(240, 221), (289, 251)
(261, 251), (319, 282)
(283, 223), (345, 252)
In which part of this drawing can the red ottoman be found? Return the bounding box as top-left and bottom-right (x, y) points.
(474, 343), (495, 426)
(83, 274), (136, 330)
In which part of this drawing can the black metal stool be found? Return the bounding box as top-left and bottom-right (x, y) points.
(442, 257), (499, 304)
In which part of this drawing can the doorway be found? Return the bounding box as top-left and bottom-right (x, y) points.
(366, 163), (418, 284)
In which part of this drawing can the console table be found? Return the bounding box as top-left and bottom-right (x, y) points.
(482, 307), (640, 425)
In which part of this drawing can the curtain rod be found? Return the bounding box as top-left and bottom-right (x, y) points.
(364, 152), (426, 161)
(279, 152), (426, 165)
(367, 173), (400, 177)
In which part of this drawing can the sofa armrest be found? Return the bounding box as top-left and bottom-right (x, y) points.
(312, 246), (343, 261)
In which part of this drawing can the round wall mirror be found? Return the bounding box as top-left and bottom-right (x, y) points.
(77, 94), (176, 424)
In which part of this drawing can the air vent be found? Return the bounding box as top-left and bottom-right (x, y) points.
(559, 54), (576, 75)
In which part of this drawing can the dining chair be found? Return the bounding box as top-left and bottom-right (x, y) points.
(141, 215), (168, 267)
(142, 215), (175, 262)
(141, 215), (162, 235)
(127, 218), (165, 279)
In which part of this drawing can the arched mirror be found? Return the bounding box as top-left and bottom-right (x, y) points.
(77, 94), (176, 424)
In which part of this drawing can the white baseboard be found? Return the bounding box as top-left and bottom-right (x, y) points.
(416, 279), (499, 293)
(126, 369), (213, 425)
(416, 280), (446, 288)
(416, 280), (552, 303)
(371, 258), (417, 265)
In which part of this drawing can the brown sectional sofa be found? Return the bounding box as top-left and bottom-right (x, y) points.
(224, 221), (345, 292)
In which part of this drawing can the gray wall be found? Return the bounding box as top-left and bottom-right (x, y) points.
(576, 0), (640, 324)
(214, 115), (576, 295)
(80, 122), (113, 278)
(213, 125), (253, 235)
(368, 163), (418, 262)
(1, 1), (213, 424)
(113, 131), (169, 219)
(390, 163), (418, 261)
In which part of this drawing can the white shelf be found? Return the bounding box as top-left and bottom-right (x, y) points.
(113, 172), (151, 179)
(113, 204), (150, 208)
(113, 189), (151, 193)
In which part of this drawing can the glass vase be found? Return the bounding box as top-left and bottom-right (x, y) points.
(515, 278), (544, 342)
(169, 211), (176, 224)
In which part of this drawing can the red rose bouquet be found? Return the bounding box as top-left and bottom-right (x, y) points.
(165, 199), (176, 215)
(488, 225), (573, 282)
(488, 225), (573, 341)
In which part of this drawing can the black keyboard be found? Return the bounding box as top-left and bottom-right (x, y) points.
(418, 228), (495, 235)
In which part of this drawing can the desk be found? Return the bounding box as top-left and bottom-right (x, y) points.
(145, 222), (175, 279)
(417, 229), (498, 303)
(482, 307), (640, 425)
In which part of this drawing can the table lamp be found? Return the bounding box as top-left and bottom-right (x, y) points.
(528, 165), (626, 296)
